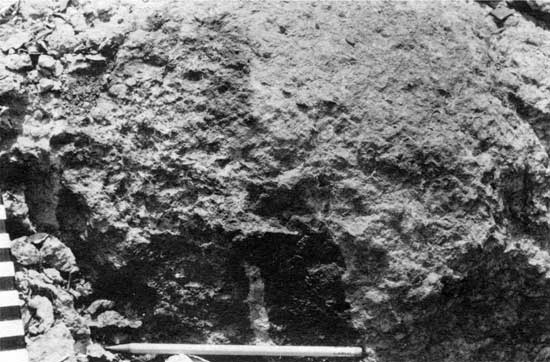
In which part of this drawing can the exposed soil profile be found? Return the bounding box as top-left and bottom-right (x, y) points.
(3, 0), (550, 361)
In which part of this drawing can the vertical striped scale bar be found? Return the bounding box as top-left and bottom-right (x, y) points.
(0, 197), (29, 362)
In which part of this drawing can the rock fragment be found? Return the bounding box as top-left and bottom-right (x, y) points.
(0, 69), (22, 95)
(28, 295), (55, 335)
(0, 0), (19, 23)
(27, 323), (77, 362)
(490, 6), (515, 22)
(1, 31), (32, 52)
(11, 236), (40, 266)
(86, 299), (115, 315)
(2, 191), (35, 234)
(46, 20), (78, 55)
(18, 0), (55, 19)
(28, 232), (49, 246)
(86, 343), (117, 362)
(5, 53), (33, 71)
(39, 235), (78, 273)
(166, 355), (194, 362)
(108, 83), (128, 98)
(37, 54), (56, 70)
(86, 54), (107, 63)
(38, 78), (61, 93)
(65, 54), (91, 73)
(43, 268), (64, 284)
(89, 310), (142, 329)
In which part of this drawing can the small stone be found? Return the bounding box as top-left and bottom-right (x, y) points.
(90, 310), (142, 329)
(56, 0), (70, 12)
(74, 280), (93, 298)
(37, 55), (57, 70)
(33, 109), (44, 121)
(5, 54), (33, 71)
(86, 54), (107, 63)
(18, 0), (55, 19)
(27, 70), (39, 82)
(27, 323), (77, 362)
(90, 97), (118, 121)
(38, 78), (61, 93)
(86, 299), (115, 316)
(27, 232), (49, 246)
(27, 44), (40, 55)
(0, 69), (23, 96)
(46, 20), (78, 55)
(87, 343), (116, 362)
(43, 268), (64, 284)
(0, 31), (32, 52)
(108, 83), (128, 98)
(28, 295), (55, 335)
(536, 347), (550, 362)
(166, 355), (194, 362)
(54, 60), (64, 76)
(0, 0), (19, 23)
(67, 62), (90, 73)
(40, 235), (77, 273)
(11, 236), (40, 266)
(490, 6), (515, 22)
(124, 77), (137, 87)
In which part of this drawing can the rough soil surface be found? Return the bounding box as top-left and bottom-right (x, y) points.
(3, 0), (550, 361)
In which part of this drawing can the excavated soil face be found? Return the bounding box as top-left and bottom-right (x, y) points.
(3, 1), (550, 361)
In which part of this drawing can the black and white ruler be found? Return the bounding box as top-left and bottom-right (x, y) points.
(0, 198), (29, 362)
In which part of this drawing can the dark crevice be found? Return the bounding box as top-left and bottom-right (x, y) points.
(56, 187), (90, 240)
(0, 92), (28, 141)
(0, 149), (61, 233)
(229, 229), (360, 346)
(507, 92), (550, 152)
(508, 1), (550, 30)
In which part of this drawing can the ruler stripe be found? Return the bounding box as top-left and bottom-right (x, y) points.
(0, 306), (21, 321)
(0, 249), (10, 262)
(0, 320), (25, 338)
(0, 277), (14, 291)
(0, 234), (10, 249)
(0, 220), (5, 233)
(0, 205), (6, 220)
(0, 336), (26, 351)
(0, 262), (14, 277)
(0, 348), (29, 362)
(0, 291), (21, 308)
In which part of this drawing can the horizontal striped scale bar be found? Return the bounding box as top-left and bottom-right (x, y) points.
(0, 336), (26, 351)
(0, 306), (21, 321)
(0, 262), (15, 277)
(0, 200), (28, 362)
(0, 348), (29, 362)
(0, 319), (25, 338)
